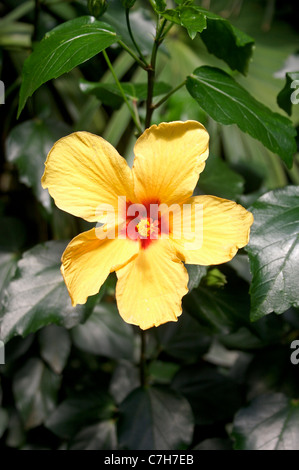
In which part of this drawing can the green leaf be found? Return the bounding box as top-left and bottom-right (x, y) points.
(186, 66), (297, 168)
(13, 358), (61, 430)
(246, 186), (299, 321)
(69, 420), (117, 450)
(38, 325), (71, 374)
(79, 80), (171, 109)
(0, 408), (9, 439)
(118, 386), (194, 450)
(277, 71), (299, 116)
(0, 217), (26, 306)
(157, 311), (211, 362)
(5, 119), (70, 212)
(172, 364), (242, 425)
(0, 241), (97, 343)
(45, 390), (115, 439)
(71, 303), (135, 361)
(232, 393), (299, 450)
(186, 264), (207, 291)
(18, 16), (119, 117)
(161, 6), (254, 73)
(184, 280), (251, 334)
(198, 154), (245, 199)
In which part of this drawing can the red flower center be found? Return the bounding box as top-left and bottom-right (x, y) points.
(124, 200), (167, 249)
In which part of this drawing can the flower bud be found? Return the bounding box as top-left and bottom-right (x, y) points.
(121, 0), (136, 8)
(88, 0), (107, 18)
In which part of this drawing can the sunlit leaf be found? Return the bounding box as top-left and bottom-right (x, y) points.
(18, 16), (119, 116)
(246, 186), (299, 320)
(0, 241), (97, 343)
(186, 66), (297, 167)
(232, 393), (299, 450)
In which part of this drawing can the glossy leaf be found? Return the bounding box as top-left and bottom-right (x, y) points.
(186, 264), (207, 291)
(186, 66), (297, 167)
(79, 80), (171, 109)
(172, 364), (242, 425)
(45, 391), (115, 439)
(198, 154), (245, 199)
(118, 386), (193, 450)
(157, 311), (211, 362)
(69, 421), (117, 450)
(0, 217), (26, 306)
(277, 71), (299, 116)
(71, 303), (135, 361)
(161, 5), (254, 74)
(246, 186), (299, 320)
(0, 241), (96, 343)
(232, 393), (299, 450)
(38, 325), (71, 374)
(13, 358), (61, 429)
(18, 16), (119, 116)
(184, 280), (251, 334)
(6, 119), (70, 212)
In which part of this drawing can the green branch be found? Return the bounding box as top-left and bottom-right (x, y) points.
(102, 49), (142, 134)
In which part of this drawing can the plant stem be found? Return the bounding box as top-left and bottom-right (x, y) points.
(117, 39), (148, 70)
(102, 49), (143, 134)
(144, 18), (167, 129)
(152, 80), (186, 110)
(139, 329), (147, 387)
(125, 8), (148, 67)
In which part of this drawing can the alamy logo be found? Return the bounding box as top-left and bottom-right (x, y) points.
(0, 340), (4, 365)
(291, 80), (299, 105)
(290, 340), (299, 365)
(0, 81), (4, 104)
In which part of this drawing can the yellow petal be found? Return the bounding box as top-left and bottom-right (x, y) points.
(170, 195), (254, 265)
(132, 121), (209, 204)
(61, 227), (139, 306)
(115, 239), (188, 330)
(42, 131), (134, 222)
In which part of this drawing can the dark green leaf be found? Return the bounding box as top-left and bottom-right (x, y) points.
(45, 390), (115, 439)
(0, 241), (97, 343)
(232, 393), (299, 450)
(109, 360), (140, 404)
(186, 66), (297, 167)
(245, 347), (299, 400)
(161, 6), (254, 73)
(184, 281), (250, 334)
(13, 358), (61, 430)
(186, 264), (207, 291)
(0, 408), (9, 439)
(172, 364), (242, 425)
(6, 119), (70, 212)
(79, 80), (171, 109)
(71, 303), (135, 361)
(198, 154), (245, 199)
(246, 186), (299, 321)
(38, 325), (71, 374)
(157, 311), (211, 362)
(193, 438), (233, 450)
(152, 0), (166, 12)
(277, 71), (299, 116)
(69, 420), (117, 450)
(0, 218), (26, 307)
(118, 386), (193, 450)
(18, 16), (119, 116)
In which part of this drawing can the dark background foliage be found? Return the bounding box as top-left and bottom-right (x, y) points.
(0, 0), (299, 450)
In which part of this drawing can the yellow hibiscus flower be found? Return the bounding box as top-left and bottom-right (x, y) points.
(41, 120), (253, 330)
